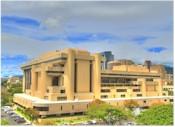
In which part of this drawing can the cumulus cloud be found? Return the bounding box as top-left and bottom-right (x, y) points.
(1, 1), (173, 76)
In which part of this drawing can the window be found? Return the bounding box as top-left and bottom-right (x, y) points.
(101, 95), (108, 98)
(133, 89), (140, 92)
(146, 78), (153, 81)
(44, 96), (48, 100)
(24, 69), (31, 89)
(61, 105), (62, 110)
(121, 94), (125, 98)
(143, 100), (147, 104)
(52, 77), (59, 86)
(60, 90), (65, 93)
(101, 89), (110, 92)
(46, 89), (49, 93)
(164, 99), (167, 102)
(170, 99), (173, 102)
(116, 89), (127, 92)
(57, 97), (67, 101)
(72, 105), (74, 110)
(34, 106), (49, 111)
(137, 94), (142, 97)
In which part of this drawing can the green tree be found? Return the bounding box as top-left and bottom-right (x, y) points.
(1, 82), (22, 106)
(103, 108), (127, 125)
(86, 99), (128, 125)
(136, 104), (173, 125)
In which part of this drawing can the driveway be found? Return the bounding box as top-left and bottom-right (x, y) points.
(1, 109), (18, 125)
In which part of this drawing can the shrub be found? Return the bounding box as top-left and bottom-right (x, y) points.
(136, 104), (173, 125)
(86, 99), (128, 124)
(0, 119), (9, 125)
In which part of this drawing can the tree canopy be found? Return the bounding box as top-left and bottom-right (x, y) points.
(86, 99), (128, 125)
(136, 104), (173, 125)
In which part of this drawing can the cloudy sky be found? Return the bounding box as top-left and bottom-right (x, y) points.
(1, 1), (173, 77)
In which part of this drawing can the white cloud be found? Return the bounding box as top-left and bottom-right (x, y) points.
(1, 1), (173, 66)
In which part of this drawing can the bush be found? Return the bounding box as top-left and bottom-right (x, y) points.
(16, 107), (39, 122)
(0, 119), (9, 125)
(136, 104), (173, 125)
(1, 82), (22, 106)
(86, 99), (127, 124)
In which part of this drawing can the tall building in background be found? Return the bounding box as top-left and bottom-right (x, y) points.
(100, 51), (114, 70)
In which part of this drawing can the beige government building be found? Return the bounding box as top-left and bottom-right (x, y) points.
(13, 48), (173, 116)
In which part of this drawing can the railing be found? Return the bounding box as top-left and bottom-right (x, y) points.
(145, 81), (158, 85)
(46, 66), (64, 72)
(47, 86), (60, 93)
(47, 86), (66, 94)
(101, 83), (141, 87)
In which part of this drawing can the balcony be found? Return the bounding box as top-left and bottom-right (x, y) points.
(46, 66), (64, 72)
(47, 86), (59, 93)
(101, 83), (141, 87)
(146, 81), (158, 85)
(47, 86), (66, 95)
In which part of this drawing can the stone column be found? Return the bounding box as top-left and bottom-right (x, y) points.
(31, 66), (36, 96)
(66, 49), (75, 100)
(22, 70), (25, 93)
(141, 78), (146, 97)
(40, 63), (47, 99)
(93, 53), (101, 99)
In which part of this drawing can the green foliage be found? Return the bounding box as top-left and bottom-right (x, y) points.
(0, 119), (9, 125)
(1, 82), (22, 106)
(16, 107), (39, 122)
(136, 104), (173, 125)
(103, 108), (127, 125)
(7, 83), (22, 95)
(86, 100), (110, 119)
(25, 108), (39, 122)
(86, 99), (127, 124)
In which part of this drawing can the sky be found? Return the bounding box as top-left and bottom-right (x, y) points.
(1, 1), (173, 77)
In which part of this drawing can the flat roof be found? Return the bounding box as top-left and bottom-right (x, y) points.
(14, 93), (173, 105)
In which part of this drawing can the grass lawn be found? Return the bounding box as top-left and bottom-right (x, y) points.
(0, 119), (9, 125)
(38, 114), (92, 125)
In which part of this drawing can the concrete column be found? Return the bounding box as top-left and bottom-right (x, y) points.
(156, 78), (163, 96)
(40, 64), (47, 99)
(141, 78), (146, 97)
(31, 66), (36, 96)
(67, 49), (75, 100)
(93, 53), (101, 99)
(22, 70), (25, 93)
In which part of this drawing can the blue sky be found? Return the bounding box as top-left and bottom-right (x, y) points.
(1, 1), (173, 77)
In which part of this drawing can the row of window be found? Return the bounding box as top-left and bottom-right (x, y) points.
(101, 73), (160, 78)
(34, 104), (89, 112)
(101, 77), (137, 84)
(46, 89), (65, 93)
(101, 94), (142, 98)
(101, 89), (141, 93)
(101, 84), (141, 87)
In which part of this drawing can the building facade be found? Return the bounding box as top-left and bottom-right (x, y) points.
(13, 48), (173, 116)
